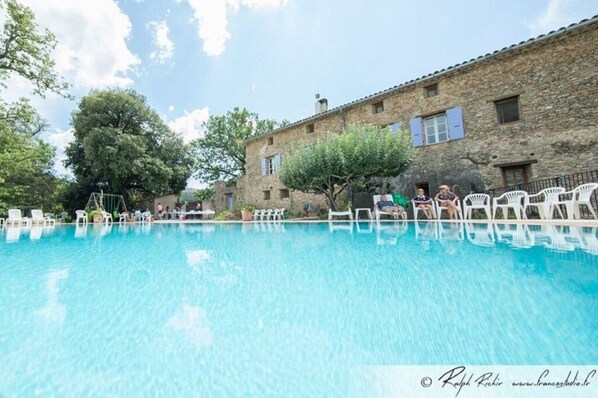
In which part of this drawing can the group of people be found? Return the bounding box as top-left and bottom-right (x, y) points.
(155, 202), (204, 220)
(375, 185), (460, 220)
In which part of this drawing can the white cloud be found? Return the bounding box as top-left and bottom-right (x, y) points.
(21, 0), (140, 88)
(147, 19), (175, 63)
(186, 0), (288, 56)
(45, 128), (75, 175)
(528, 0), (575, 36)
(168, 105), (175, 112)
(168, 107), (210, 143)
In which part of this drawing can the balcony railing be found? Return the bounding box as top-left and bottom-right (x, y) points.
(486, 169), (598, 219)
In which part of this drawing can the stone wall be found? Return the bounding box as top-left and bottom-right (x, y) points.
(235, 21), (598, 213)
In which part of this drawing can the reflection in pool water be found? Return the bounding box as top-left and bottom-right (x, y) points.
(0, 221), (596, 396)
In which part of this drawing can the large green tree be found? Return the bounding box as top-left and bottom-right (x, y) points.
(0, 0), (70, 98)
(279, 125), (415, 210)
(190, 107), (283, 184)
(0, 99), (58, 212)
(0, 0), (72, 214)
(65, 89), (192, 201)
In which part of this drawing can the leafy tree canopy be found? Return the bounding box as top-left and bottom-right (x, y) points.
(0, 0), (72, 215)
(66, 89), (192, 201)
(0, 0), (70, 98)
(194, 187), (214, 201)
(279, 125), (415, 210)
(190, 107), (282, 184)
(0, 99), (57, 213)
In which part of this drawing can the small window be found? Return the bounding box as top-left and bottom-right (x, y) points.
(306, 124), (315, 134)
(425, 84), (438, 98)
(267, 137), (273, 145)
(373, 101), (384, 114)
(279, 189), (289, 199)
(263, 190), (271, 200)
(495, 96), (520, 124)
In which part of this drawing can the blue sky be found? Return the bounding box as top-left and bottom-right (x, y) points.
(6, 0), (598, 186)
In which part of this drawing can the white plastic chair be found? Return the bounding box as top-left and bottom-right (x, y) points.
(554, 183), (598, 220)
(435, 200), (463, 220)
(6, 209), (31, 227)
(30, 209), (45, 225)
(141, 211), (152, 222)
(252, 209), (261, 221)
(523, 187), (565, 220)
(412, 199), (436, 220)
(101, 211), (113, 224)
(75, 210), (88, 224)
(30, 209), (56, 226)
(328, 208), (353, 220)
(462, 194), (491, 219)
(373, 194), (407, 220)
(492, 190), (527, 220)
(119, 212), (128, 223)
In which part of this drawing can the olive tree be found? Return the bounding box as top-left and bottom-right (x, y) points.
(279, 125), (415, 210)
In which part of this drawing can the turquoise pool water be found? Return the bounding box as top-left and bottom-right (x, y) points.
(0, 221), (596, 396)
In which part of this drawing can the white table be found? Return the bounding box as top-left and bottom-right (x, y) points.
(178, 210), (216, 220)
(354, 208), (373, 220)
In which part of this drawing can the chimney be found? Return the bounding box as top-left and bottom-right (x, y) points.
(315, 94), (328, 114)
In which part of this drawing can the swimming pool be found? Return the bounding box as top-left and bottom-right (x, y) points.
(1, 222), (596, 396)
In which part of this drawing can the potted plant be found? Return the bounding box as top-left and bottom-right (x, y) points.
(88, 209), (103, 223)
(238, 205), (255, 222)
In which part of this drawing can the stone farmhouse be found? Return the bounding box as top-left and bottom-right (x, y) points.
(214, 16), (597, 214)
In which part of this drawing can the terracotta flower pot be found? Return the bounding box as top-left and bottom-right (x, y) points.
(241, 210), (253, 222)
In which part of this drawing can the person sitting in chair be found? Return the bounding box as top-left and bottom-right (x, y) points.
(434, 185), (460, 220)
(376, 195), (405, 218)
(413, 188), (434, 219)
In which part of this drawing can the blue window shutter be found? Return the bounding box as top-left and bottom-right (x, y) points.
(390, 122), (401, 133)
(447, 106), (464, 140)
(261, 158), (267, 176)
(274, 154), (281, 174)
(409, 117), (423, 147)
